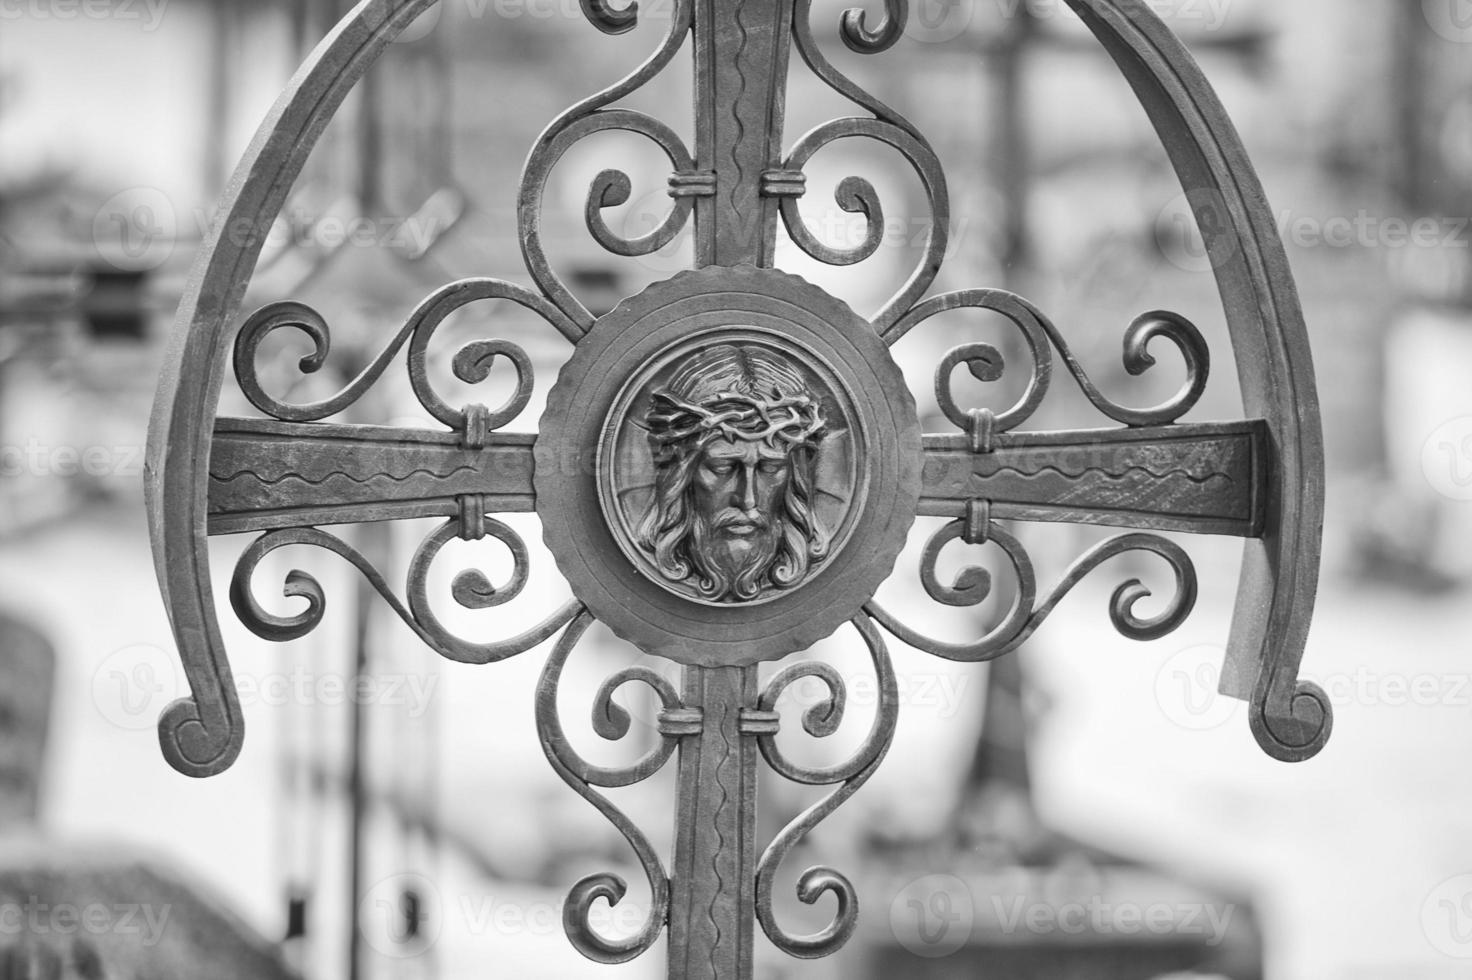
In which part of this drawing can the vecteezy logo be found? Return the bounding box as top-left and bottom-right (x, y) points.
(1154, 644), (1238, 731)
(1424, 418), (1472, 502)
(393, 4), (442, 43)
(360, 873), (442, 958)
(620, 186), (697, 276)
(889, 874), (973, 958)
(1423, 875), (1472, 958)
(596, 652), (684, 737)
(1156, 190), (1239, 274)
(1424, 0), (1472, 44)
(93, 187), (176, 272)
(92, 644), (183, 731)
(904, 0), (971, 44)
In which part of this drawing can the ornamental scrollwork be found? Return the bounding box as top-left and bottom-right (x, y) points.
(535, 610), (685, 963)
(754, 615), (898, 958)
(233, 278), (576, 429)
(230, 516), (580, 666)
(147, 1), (1333, 976)
(868, 519), (1198, 662)
(519, 0), (697, 329)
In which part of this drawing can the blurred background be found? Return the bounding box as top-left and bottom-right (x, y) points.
(0, 0), (1471, 977)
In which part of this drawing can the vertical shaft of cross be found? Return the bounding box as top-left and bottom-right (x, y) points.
(666, 665), (760, 980)
(692, 0), (796, 267)
(665, 4), (796, 976)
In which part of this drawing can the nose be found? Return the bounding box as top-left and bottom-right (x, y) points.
(738, 463), (759, 512)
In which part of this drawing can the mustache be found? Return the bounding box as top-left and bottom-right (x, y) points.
(712, 509), (769, 530)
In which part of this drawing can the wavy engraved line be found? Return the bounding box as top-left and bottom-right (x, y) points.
(728, 0), (754, 223)
(211, 463), (479, 489)
(708, 698), (734, 978)
(984, 463), (1236, 487)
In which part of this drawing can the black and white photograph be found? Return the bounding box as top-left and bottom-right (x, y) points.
(0, 1), (1469, 977)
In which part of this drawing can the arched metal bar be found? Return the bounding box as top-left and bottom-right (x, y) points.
(1060, 0), (1329, 760)
(147, 0), (447, 777)
(146, 0), (1329, 792)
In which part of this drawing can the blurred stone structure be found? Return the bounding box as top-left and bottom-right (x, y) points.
(0, 845), (296, 980)
(859, 657), (1263, 980)
(0, 613), (52, 828)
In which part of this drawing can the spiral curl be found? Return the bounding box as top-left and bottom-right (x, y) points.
(520, 0), (694, 328)
(581, 0), (638, 34)
(839, 0), (908, 53)
(793, 0), (918, 134)
(229, 520), (577, 666)
(536, 612), (681, 963)
(754, 616), (897, 958)
(778, 117), (948, 332)
(233, 278), (570, 430)
(868, 525), (1198, 661)
(891, 289), (1209, 430)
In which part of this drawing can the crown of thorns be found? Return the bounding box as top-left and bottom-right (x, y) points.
(646, 388), (825, 454)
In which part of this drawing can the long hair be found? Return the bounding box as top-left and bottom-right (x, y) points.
(636, 345), (830, 601)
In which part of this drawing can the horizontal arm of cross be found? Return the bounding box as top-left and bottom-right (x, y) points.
(208, 417), (535, 535)
(919, 420), (1266, 538)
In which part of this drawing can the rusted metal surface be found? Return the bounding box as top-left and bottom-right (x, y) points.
(145, 0), (1332, 976)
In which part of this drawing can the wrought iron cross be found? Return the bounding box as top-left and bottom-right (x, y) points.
(145, 0), (1332, 976)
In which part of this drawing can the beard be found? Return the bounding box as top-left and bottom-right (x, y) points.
(689, 511), (783, 602)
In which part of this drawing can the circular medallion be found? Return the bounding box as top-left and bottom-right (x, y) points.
(536, 266), (920, 666)
(598, 328), (866, 606)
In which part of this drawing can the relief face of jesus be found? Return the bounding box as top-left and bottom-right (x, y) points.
(636, 344), (831, 603)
